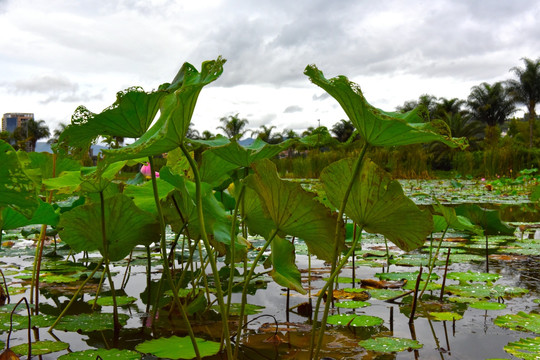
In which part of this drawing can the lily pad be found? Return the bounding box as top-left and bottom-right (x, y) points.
(335, 301), (371, 309)
(212, 303), (265, 316)
(94, 296), (137, 307)
(327, 314), (383, 327)
(429, 312), (463, 321)
(504, 336), (540, 360)
(58, 348), (141, 359)
(11, 340), (69, 356)
(375, 271), (438, 282)
(469, 301), (506, 310)
(55, 313), (129, 332)
(494, 312), (540, 333)
(446, 271), (501, 285)
(359, 336), (423, 353)
(135, 335), (221, 359)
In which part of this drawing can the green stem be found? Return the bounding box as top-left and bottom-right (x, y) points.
(178, 146), (233, 359)
(49, 259), (104, 332)
(227, 181), (246, 316)
(100, 191), (120, 334)
(310, 142), (368, 360)
(419, 225), (449, 299)
(148, 156), (201, 360)
(234, 229), (279, 359)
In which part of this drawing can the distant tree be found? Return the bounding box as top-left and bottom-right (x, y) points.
(506, 57), (540, 148)
(251, 125), (282, 144)
(201, 130), (215, 140)
(103, 135), (125, 149)
(26, 119), (50, 152)
(397, 94), (438, 120)
(282, 128), (299, 140)
(302, 126), (315, 137)
(433, 97), (467, 119)
(467, 82), (516, 128)
(186, 123), (200, 140)
(217, 113), (249, 139)
(47, 123), (68, 144)
(331, 119), (355, 142)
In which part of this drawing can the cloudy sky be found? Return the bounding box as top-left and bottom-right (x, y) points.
(1, 0), (539, 139)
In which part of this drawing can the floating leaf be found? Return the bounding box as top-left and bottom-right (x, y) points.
(304, 64), (467, 149)
(446, 271), (501, 285)
(58, 348), (141, 360)
(504, 336), (540, 360)
(335, 301), (370, 309)
(135, 336), (221, 359)
(55, 313), (129, 332)
(11, 340), (69, 356)
(94, 296), (137, 307)
(469, 301), (506, 310)
(327, 314), (383, 327)
(375, 271), (438, 282)
(58, 194), (159, 261)
(245, 159), (345, 262)
(212, 303), (265, 316)
(429, 312), (463, 321)
(359, 337), (423, 353)
(494, 312), (540, 333)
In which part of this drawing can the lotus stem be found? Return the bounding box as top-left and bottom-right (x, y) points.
(311, 142), (368, 360)
(419, 225), (448, 299)
(234, 228), (278, 359)
(179, 145), (233, 360)
(227, 180), (246, 317)
(149, 156), (201, 360)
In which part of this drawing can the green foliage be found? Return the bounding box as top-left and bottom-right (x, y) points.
(135, 336), (221, 359)
(359, 337), (423, 353)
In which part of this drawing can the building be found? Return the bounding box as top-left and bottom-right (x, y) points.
(2, 113), (34, 133)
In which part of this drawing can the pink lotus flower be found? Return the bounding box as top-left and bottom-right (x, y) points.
(141, 163), (159, 178)
(481, 178), (486, 182)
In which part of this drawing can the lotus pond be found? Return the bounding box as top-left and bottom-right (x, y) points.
(0, 177), (538, 359)
(1, 58), (540, 359)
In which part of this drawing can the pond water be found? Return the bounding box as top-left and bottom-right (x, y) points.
(1, 179), (539, 359)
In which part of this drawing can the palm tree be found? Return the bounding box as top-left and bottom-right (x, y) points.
(331, 119), (355, 142)
(433, 97), (467, 120)
(467, 82), (516, 128)
(47, 123), (68, 144)
(201, 130), (215, 140)
(251, 125), (282, 144)
(506, 57), (540, 148)
(26, 119), (50, 152)
(217, 114), (249, 139)
(397, 94), (438, 120)
(186, 123), (200, 140)
(282, 128), (299, 140)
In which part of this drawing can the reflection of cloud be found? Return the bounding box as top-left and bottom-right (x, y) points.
(284, 105), (302, 113)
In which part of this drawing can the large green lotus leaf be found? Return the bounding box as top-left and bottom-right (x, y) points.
(432, 203), (483, 235)
(1, 199), (59, 230)
(504, 336), (540, 360)
(135, 336), (221, 359)
(159, 167), (233, 249)
(102, 58), (226, 163)
(269, 236), (305, 294)
(359, 337), (423, 353)
(55, 313), (129, 332)
(243, 187), (281, 240)
(304, 65), (468, 149)
(58, 193), (159, 261)
(0, 140), (39, 218)
(495, 312), (540, 333)
(455, 204), (515, 236)
(11, 340), (69, 356)
(321, 158), (431, 251)
(199, 150), (238, 188)
(245, 159), (345, 262)
(206, 137), (295, 168)
(58, 348), (141, 360)
(124, 178), (176, 214)
(58, 62), (195, 150)
(26, 152), (81, 181)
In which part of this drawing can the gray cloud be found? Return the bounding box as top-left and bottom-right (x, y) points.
(284, 105), (302, 113)
(11, 74), (78, 94)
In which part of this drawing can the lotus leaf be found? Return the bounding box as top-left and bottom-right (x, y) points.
(0, 140), (39, 218)
(1, 200), (59, 230)
(335, 301), (370, 309)
(245, 159), (345, 262)
(327, 314), (384, 327)
(58, 348), (141, 360)
(212, 303), (265, 316)
(504, 336), (540, 360)
(135, 335), (221, 359)
(304, 64), (468, 149)
(455, 204), (515, 236)
(494, 312), (540, 333)
(58, 194), (160, 261)
(321, 158), (431, 251)
(102, 58), (226, 163)
(359, 337), (423, 353)
(469, 301), (506, 310)
(11, 340), (69, 356)
(429, 312), (463, 321)
(95, 296), (137, 307)
(55, 313), (129, 332)
(446, 271), (501, 285)
(269, 236), (305, 294)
